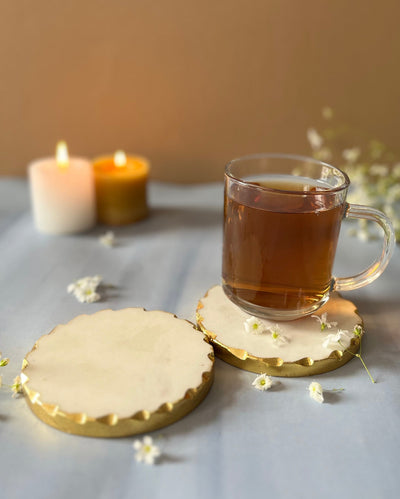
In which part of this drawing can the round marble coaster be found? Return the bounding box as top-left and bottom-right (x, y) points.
(21, 309), (214, 437)
(196, 285), (363, 377)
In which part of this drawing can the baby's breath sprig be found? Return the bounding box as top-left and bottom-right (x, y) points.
(339, 325), (376, 384)
(307, 109), (400, 242)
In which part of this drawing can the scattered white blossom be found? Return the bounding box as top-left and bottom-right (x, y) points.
(133, 436), (161, 465)
(11, 375), (23, 397)
(322, 329), (353, 350)
(99, 231), (115, 248)
(268, 324), (289, 346)
(67, 275), (102, 303)
(252, 373), (273, 391)
(307, 128), (324, 151)
(309, 382), (324, 403)
(342, 147), (361, 164)
(311, 312), (338, 331)
(244, 316), (267, 334)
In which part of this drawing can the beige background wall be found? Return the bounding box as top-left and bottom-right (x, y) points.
(1, 0), (399, 182)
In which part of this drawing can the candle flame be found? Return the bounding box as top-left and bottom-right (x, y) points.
(56, 141), (69, 169)
(113, 150), (127, 168)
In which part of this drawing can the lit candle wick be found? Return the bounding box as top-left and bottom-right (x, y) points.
(114, 150), (127, 168)
(56, 141), (69, 169)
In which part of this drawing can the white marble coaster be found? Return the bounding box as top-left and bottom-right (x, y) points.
(197, 285), (363, 376)
(22, 308), (214, 437)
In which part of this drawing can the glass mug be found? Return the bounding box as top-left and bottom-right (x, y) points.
(222, 153), (395, 320)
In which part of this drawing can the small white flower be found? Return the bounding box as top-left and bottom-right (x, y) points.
(252, 373), (273, 391)
(322, 107), (333, 120)
(322, 329), (352, 350)
(370, 164), (389, 176)
(309, 382), (324, 403)
(133, 436), (161, 465)
(244, 316), (266, 334)
(99, 231), (115, 248)
(67, 275), (103, 303)
(268, 324), (289, 346)
(342, 147), (361, 164)
(307, 128), (323, 150)
(74, 284), (101, 304)
(311, 312), (338, 331)
(353, 324), (363, 337)
(11, 375), (23, 398)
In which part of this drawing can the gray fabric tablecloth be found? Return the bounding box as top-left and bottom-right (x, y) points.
(1, 178), (399, 499)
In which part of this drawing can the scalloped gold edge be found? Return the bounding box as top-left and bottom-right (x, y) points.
(21, 308), (215, 437)
(196, 287), (363, 377)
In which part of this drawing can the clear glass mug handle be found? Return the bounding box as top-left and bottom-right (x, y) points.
(333, 203), (396, 292)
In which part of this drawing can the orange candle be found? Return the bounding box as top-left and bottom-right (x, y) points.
(93, 151), (149, 225)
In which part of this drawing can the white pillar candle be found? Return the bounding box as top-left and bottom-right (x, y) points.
(29, 142), (96, 234)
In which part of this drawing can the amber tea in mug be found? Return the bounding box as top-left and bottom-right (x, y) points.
(222, 154), (395, 320)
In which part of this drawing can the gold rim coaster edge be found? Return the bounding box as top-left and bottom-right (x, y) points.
(22, 365), (214, 437)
